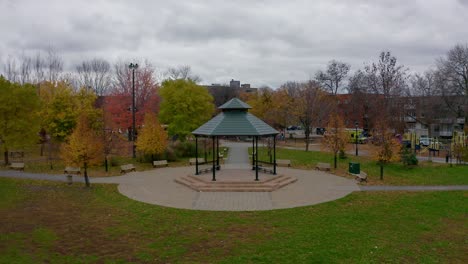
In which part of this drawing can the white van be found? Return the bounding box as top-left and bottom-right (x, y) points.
(419, 135), (430, 146)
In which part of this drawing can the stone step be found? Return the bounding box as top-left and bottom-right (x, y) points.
(198, 186), (274, 192)
(175, 174), (297, 192)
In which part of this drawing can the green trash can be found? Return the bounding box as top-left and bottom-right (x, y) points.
(349, 162), (360, 174)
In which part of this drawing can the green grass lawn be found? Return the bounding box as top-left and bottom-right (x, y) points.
(0, 177), (466, 263)
(253, 147), (468, 186)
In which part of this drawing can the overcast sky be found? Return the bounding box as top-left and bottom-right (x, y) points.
(1, 0), (468, 88)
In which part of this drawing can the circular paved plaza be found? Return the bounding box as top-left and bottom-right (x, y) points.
(93, 166), (359, 211)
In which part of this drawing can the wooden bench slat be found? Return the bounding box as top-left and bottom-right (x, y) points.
(276, 159), (291, 167)
(120, 164), (136, 173)
(189, 158), (205, 165)
(153, 160), (168, 168)
(315, 162), (331, 171)
(10, 162), (25, 171)
(64, 166), (81, 174)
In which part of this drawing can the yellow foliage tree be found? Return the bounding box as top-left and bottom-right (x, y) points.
(323, 113), (347, 169)
(371, 121), (401, 180)
(61, 114), (103, 187)
(136, 113), (168, 161)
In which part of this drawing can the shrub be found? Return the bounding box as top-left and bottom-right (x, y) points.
(401, 148), (418, 166)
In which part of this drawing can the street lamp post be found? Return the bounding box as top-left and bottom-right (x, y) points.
(129, 63), (138, 158)
(355, 121), (359, 156)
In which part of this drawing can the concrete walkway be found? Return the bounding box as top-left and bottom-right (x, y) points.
(0, 141), (466, 211)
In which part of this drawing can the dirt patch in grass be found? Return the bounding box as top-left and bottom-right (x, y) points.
(182, 224), (273, 261)
(0, 184), (149, 263)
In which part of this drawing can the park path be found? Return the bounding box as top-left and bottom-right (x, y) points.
(1, 144), (467, 212)
(222, 141), (251, 169)
(2, 170), (466, 192)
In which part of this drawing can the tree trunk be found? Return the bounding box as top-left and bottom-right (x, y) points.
(4, 150), (9, 165)
(105, 156), (108, 172)
(334, 153), (337, 169)
(305, 127), (310, 152)
(84, 162), (90, 187)
(380, 164), (384, 180)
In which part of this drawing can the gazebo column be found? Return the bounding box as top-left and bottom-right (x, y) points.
(195, 136), (199, 175)
(212, 136), (216, 181)
(216, 137), (220, 170)
(255, 136), (259, 181)
(273, 135), (277, 175)
(252, 137), (255, 170)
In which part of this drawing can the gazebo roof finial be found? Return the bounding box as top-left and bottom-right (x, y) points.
(218, 98), (252, 111)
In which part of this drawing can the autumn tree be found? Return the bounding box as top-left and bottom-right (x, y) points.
(38, 81), (101, 141)
(61, 114), (104, 187)
(323, 113), (347, 169)
(106, 61), (159, 132)
(136, 113), (168, 160)
(315, 60), (351, 95)
(371, 121), (401, 180)
(159, 79), (214, 140)
(0, 77), (41, 164)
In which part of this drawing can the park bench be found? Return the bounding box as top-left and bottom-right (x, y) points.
(64, 166), (81, 174)
(276, 159), (291, 167)
(189, 158), (205, 165)
(9, 162), (25, 171)
(257, 165), (274, 174)
(315, 162), (331, 171)
(120, 164), (136, 174)
(354, 171), (368, 183)
(198, 166), (213, 174)
(153, 160), (168, 168)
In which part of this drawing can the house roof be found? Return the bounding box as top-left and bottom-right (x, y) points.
(192, 98), (278, 136)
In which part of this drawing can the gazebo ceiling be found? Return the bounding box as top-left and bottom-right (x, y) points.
(192, 98), (279, 136)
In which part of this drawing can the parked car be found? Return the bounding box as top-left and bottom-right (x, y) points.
(419, 135), (430, 146)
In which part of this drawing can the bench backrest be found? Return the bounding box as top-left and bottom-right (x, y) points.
(121, 164), (135, 170)
(153, 160), (168, 165)
(317, 162), (331, 168)
(65, 166), (80, 172)
(11, 162), (24, 167)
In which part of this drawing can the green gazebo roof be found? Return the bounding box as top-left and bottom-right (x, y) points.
(192, 98), (279, 136)
(218, 98), (252, 110)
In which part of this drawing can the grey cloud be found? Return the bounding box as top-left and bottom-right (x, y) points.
(1, 0), (468, 88)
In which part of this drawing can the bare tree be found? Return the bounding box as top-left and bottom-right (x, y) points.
(293, 80), (330, 151)
(19, 54), (32, 84)
(32, 52), (45, 84)
(315, 60), (350, 95)
(3, 56), (18, 83)
(166, 65), (201, 83)
(365, 51), (409, 131)
(436, 43), (468, 124)
(45, 48), (63, 82)
(76, 58), (112, 95)
(410, 70), (438, 96)
(365, 51), (408, 99)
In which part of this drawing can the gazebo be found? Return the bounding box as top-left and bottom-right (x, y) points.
(192, 98), (279, 181)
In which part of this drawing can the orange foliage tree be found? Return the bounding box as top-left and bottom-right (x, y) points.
(61, 114), (104, 187)
(371, 120), (401, 180)
(323, 113), (347, 169)
(136, 113), (168, 161)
